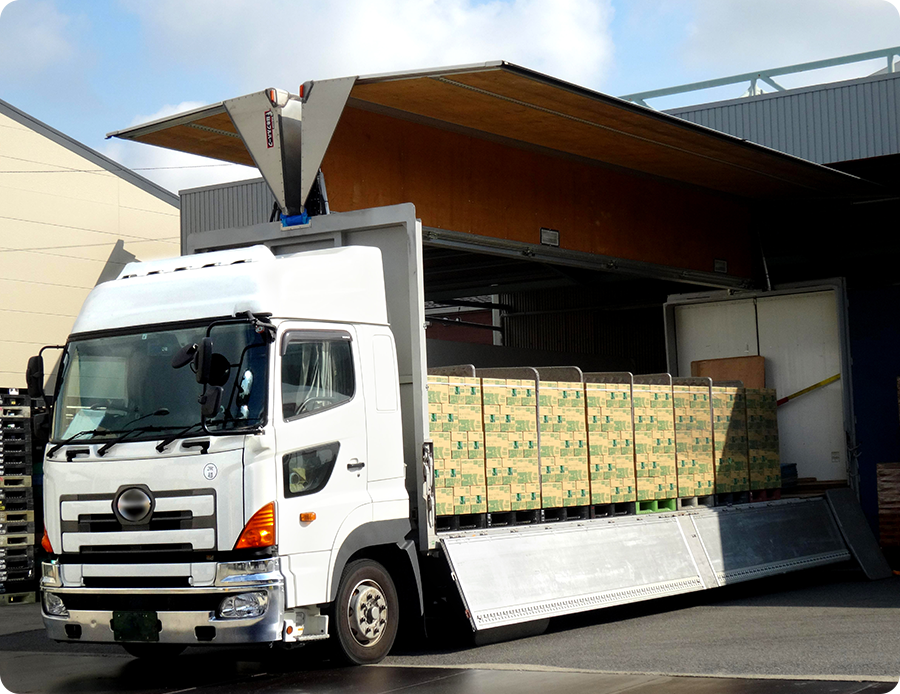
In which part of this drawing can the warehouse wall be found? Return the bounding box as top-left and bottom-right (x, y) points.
(0, 105), (180, 387)
(847, 286), (900, 531)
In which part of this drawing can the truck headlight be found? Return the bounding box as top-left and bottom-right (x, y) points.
(215, 559), (277, 585)
(42, 592), (68, 617)
(217, 592), (268, 619)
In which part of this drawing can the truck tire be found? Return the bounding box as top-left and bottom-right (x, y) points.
(332, 559), (399, 665)
(121, 643), (186, 659)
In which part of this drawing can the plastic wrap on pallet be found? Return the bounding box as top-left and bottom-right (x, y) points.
(428, 375), (488, 516)
(711, 384), (750, 494)
(481, 378), (539, 513)
(585, 375), (637, 504)
(633, 376), (676, 502)
(672, 380), (715, 499)
(745, 388), (781, 491)
(538, 381), (589, 509)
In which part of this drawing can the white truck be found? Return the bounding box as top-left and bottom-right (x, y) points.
(30, 79), (879, 664)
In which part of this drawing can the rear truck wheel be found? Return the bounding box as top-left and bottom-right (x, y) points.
(121, 643), (187, 659)
(332, 559), (399, 665)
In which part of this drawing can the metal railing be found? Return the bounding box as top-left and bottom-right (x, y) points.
(620, 46), (900, 108)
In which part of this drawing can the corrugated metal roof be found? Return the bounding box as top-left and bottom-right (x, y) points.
(666, 71), (900, 165)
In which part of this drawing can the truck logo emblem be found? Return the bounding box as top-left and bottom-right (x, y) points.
(265, 111), (275, 148)
(203, 463), (218, 480)
(114, 488), (153, 523)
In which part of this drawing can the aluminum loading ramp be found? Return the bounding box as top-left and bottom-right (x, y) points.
(441, 498), (851, 631)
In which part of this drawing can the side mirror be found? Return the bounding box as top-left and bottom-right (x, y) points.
(195, 338), (214, 384)
(26, 355), (45, 400)
(171, 343), (198, 369)
(32, 411), (50, 444)
(199, 386), (223, 419)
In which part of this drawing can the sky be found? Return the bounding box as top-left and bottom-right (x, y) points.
(1, 0), (899, 193)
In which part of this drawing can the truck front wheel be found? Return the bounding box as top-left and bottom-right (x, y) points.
(333, 559), (399, 665)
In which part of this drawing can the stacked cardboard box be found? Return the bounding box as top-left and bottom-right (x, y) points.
(711, 385), (750, 493)
(633, 380), (677, 501)
(482, 378), (540, 512)
(427, 375), (487, 516)
(745, 388), (781, 490)
(539, 381), (590, 508)
(585, 380), (636, 504)
(673, 383), (715, 498)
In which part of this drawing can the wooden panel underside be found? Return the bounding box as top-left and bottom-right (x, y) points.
(350, 71), (855, 199)
(133, 112), (255, 167)
(323, 106), (755, 278)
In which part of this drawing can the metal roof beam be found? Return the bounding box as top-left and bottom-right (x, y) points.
(621, 45), (900, 106)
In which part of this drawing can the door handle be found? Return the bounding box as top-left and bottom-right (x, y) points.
(347, 461), (365, 472)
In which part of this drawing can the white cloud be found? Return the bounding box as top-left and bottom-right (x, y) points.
(682, 0), (900, 81)
(102, 1), (615, 191)
(120, 0), (615, 92)
(102, 102), (258, 193)
(0, 0), (84, 83)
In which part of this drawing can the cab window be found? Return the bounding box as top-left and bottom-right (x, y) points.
(283, 443), (340, 497)
(281, 331), (354, 420)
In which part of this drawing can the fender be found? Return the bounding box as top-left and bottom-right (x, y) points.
(328, 519), (423, 614)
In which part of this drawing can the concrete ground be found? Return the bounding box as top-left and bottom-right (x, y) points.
(0, 566), (897, 694)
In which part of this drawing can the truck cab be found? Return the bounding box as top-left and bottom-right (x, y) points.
(37, 244), (413, 662)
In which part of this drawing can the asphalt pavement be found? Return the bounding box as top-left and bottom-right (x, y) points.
(0, 566), (897, 694)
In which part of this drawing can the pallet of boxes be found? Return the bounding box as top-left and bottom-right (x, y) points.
(427, 373), (488, 527)
(631, 375), (678, 512)
(538, 378), (590, 517)
(1, 388), (38, 605)
(426, 368), (782, 528)
(585, 373), (637, 511)
(672, 377), (716, 506)
(481, 372), (540, 519)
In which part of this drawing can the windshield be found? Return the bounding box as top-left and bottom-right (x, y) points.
(51, 321), (269, 445)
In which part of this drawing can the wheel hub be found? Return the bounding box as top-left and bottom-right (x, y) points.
(347, 579), (388, 647)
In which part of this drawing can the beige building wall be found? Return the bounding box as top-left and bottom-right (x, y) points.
(0, 104), (180, 388)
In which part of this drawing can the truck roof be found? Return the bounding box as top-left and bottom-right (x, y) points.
(71, 245), (389, 335)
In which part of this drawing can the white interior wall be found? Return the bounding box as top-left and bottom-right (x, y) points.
(672, 289), (847, 482)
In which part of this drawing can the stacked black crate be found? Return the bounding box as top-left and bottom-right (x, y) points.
(0, 388), (37, 600)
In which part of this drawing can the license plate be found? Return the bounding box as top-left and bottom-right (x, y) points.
(111, 611), (161, 642)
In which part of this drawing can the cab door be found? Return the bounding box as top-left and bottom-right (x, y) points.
(275, 325), (371, 597)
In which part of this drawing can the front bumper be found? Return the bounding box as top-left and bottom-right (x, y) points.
(41, 561), (286, 645)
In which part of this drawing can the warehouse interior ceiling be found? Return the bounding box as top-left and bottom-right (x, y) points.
(111, 62), (881, 202)
(421, 245), (697, 304)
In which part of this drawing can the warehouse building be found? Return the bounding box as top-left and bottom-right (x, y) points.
(0, 98), (180, 387)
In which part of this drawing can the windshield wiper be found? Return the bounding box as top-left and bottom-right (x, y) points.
(96, 424), (172, 457)
(48, 429), (106, 457)
(94, 408), (171, 457)
(155, 422), (205, 453)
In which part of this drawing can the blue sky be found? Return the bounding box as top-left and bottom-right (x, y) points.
(1, 0), (898, 192)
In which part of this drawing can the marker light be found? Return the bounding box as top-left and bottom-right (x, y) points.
(41, 527), (53, 554)
(234, 502), (275, 550)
